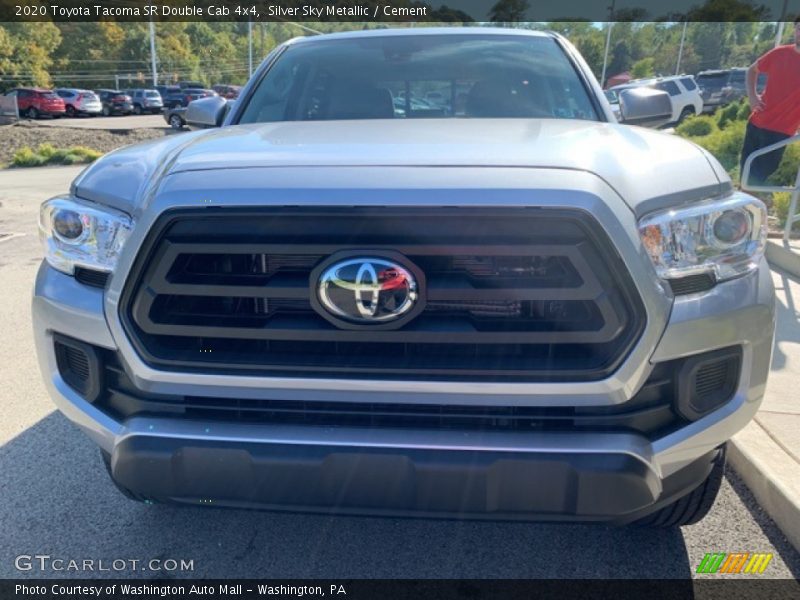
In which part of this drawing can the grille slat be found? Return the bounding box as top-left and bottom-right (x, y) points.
(100, 353), (681, 437)
(120, 208), (645, 382)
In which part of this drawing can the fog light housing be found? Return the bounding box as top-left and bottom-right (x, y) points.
(53, 334), (103, 403)
(676, 347), (741, 421)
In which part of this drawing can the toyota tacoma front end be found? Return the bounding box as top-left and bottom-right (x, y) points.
(32, 29), (775, 526)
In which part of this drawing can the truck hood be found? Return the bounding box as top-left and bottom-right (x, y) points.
(73, 119), (728, 216)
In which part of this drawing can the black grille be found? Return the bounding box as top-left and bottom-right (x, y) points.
(75, 267), (110, 289)
(120, 208), (646, 382)
(668, 273), (716, 295)
(99, 352), (683, 438)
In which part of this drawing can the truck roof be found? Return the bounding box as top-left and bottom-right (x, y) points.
(287, 27), (555, 46)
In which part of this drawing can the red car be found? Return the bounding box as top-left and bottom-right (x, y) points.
(212, 84), (242, 100)
(5, 88), (66, 119)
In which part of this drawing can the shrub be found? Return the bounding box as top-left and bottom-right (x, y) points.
(700, 120), (747, 173)
(677, 118), (747, 174)
(773, 192), (800, 229)
(737, 101), (752, 121)
(768, 144), (800, 188)
(676, 115), (716, 137)
(717, 101), (743, 129)
(11, 147), (47, 167)
(36, 143), (57, 159)
(10, 144), (101, 168)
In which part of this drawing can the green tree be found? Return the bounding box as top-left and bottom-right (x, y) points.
(0, 26), (14, 80)
(630, 57), (655, 78)
(489, 0), (530, 23)
(2, 22), (61, 87)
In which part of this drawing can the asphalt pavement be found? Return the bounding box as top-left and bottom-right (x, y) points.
(1, 166), (799, 580)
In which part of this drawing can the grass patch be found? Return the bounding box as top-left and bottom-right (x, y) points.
(11, 143), (102, 168)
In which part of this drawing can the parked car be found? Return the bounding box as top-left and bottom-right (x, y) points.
(55, 88), (103, 117)
(163, 105), (187, 130)
(696, 68), (767, 113)
(95, 89), (133, 116)
(5, 88), (65, 119)
(35, 28), (773, 528)
(156, 86), (181, 108)
(696, 69), (746, 113)
(167, 88), (217, 109)
(604, 89), (621, 121)
(124, 89), (164, 115)
(212, 84), (242, 99)
(391, 95), (438, 118)
(610, 75), (703, 124)
(178, 80), (205, 90)
(155, 84), (175, 98)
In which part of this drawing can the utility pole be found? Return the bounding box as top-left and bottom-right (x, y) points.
(599, 0), (616, 88)
(149, 13), (158, 86)
(774, 0), (789, 47)
(676, 20), (688, 75)
(248, 20), (253, 77)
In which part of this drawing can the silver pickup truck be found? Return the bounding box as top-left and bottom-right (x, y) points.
(33, 28), (774, 526)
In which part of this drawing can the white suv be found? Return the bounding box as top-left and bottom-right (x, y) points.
(610, 75), (703, 125)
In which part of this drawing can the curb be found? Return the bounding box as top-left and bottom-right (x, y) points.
(728, 419), (800, 552)
(766, 240), (800, 279)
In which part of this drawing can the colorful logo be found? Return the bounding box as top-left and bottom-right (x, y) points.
(696, 552), (773, 574)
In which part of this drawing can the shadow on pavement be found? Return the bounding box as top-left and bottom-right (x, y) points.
(2, 412), (696, 579)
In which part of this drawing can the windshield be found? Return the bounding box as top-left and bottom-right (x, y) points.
(238, 34), (599, 123)
(697, 73), (729, 88)
(145, 91), (160, 97)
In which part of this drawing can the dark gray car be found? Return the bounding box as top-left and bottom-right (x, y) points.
(124, 88), (164, 115)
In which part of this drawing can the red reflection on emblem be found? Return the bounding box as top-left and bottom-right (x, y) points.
(378, 268), (408, 291)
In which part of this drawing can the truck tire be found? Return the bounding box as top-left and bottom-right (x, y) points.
(101, 451), (157, 504)
(169, 114), (184, 130)
(635, 445), (726, 528)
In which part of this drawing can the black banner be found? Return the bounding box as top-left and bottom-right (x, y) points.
(1, 0), (799, 22)
(3, 579), (800, 600)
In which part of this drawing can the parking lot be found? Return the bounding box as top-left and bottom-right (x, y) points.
(1, 166), (800, 579)
(30, 114), (167, 130)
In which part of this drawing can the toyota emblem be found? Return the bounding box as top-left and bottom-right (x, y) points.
(315, 256), (422, 327)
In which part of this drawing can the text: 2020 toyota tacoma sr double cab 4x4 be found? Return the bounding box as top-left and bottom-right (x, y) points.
(34, 29), (775, 526)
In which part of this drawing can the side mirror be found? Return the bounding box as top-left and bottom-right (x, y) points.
(186, 96), (228, 130)
(618, 88), (672, 128)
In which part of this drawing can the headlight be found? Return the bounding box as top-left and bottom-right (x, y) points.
(638, 192), (767, 282)
(39, 196), (134, 275)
